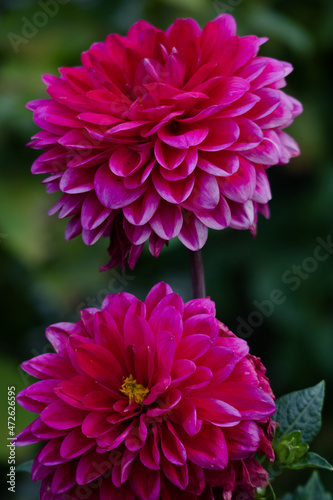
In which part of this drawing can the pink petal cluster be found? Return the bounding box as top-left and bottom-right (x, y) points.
(16, 282), (276, 499)
(28, 14), (302, 270)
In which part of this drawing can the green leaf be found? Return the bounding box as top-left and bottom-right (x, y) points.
(278, 471), (332, 500)
(16, 459), (33, 473)
(273, 381), (325, 444)
(284, 452), (333, 471)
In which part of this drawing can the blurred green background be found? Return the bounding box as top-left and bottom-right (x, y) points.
(0, 0), (332, 497)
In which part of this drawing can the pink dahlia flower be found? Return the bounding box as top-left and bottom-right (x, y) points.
(16, 282), (275, 499)
(27, 14), (302, 270)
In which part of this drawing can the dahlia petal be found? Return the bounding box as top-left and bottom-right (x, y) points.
(183, 314), (219, 341)
(148, 305), (183, 346)
(147, 388), (181, 418)
(101, 292), (138, 330)
(41, 401), (87, 429)
(158, 122), (209, 149)
(176, 334), (212, 362)
(75, 343), (123, 381)
(148, 232), (166, 258)
(82, 218), (111, 245)
(160, 456), (189, 490)
(191, 398), (241, 427)
(223, 421), (261, 460)
(229, 200), (254, 230)
(152, 170), (194, 204)
(15, 421), (42, 446)
(198, 119), (240, 151)
(156, 330), (176, 373)
(45, 322), (84, 357)
(202, 382), (275, 419)
(196, 196), (231, 230)
(76, 448), (111, 485)
(144, 281), (173, 318)
(129, 460), (160, 500)
(82, 390), (114, 411)
(197, 150), (240, 177)
(81, 191), (112, 230)
(123, 187), (160, 226)
(124, 308), (155, 351)
(17, 380), (59, 412)
(172, 397), (201, 437)
(140, 425), (160, 470)
(78, 112), (122, 126)
(31, 449), (57, 481)
(112, 448), (138, 486)
(167, 18), (201, 48)
(150, 292), (184, 317)
(31, 417), (68, 440)
(170, 359), (196, 385)
(64, 213), (82, 241)
(60, 428), (95, 459)
(178, 213), (208, 251)
(50, 460), (78, 494)
(198, 346), (235, 383)
(218, 157), (256, 203)
(183, 170), (220, 211)
(201, 15), (237, 63)
(158, 148), (197, 181)
(177, 366), (212, 391)
(178, 425), (228, 470)
(81, 411), (112, 438)
(95, 164), (146, 209)
(21, 353), (76, 380)
(38, 437), (69, 465)
(149, 200), (183, 240)
(183, 298), (216, 320)
(101, 477), (135, 500)
(227, 118), (263, 151)
(109, 147), (151, 177)
(154, 138), (187, 170)
(123, 219), (151, 245)
(252, 166), (272, 204)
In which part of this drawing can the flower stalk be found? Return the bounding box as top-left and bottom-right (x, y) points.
(189, 249), (206, 299)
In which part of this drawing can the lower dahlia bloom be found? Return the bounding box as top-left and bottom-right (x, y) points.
(17, 282), (276, 499)
(28, 14), (302, 270)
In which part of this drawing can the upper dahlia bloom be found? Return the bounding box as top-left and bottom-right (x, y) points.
(16, 282), (276, 499)
(28, 14), (302, 270)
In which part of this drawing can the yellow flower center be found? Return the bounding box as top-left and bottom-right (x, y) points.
(120, 374), (149, 405)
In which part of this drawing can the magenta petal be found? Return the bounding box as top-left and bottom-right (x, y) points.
(17, 380), (59, 412)
(196, 196), (231, 230)
(152, 170), (194, 204)
(158, 122), (209, 149)
(223, 421), (261, 460)
(218, 157), (256, 203)
(75, 343), (123, 381)
(109, 147), (151, 177)
(59, 167), (95, 194)
(173, 397), (201, 436)
(154, 139), (187, 170)
(123, 219), (151, 245)
(227, 118), (263, 151)
(123, 188), (160, 226)
(101, 478), (135, 500)
(95, 163), (146, 209)
(178, 212), (208, 252)
(76, 448), (111, 485)
(144, 282), (173, 318)
(197, 150), (240, 177)
(81, 192), (112, 230)
(176, 334), (212, 361)
(160, 421), (186, 465)
(183, 314), (219, 341)
(50, 460), (78, 494)
(191, 398), (241, 426)
(229, 200), (254, 230)
(183, 170), (220, 211)
(41, 400), (87, 429)
(160, 456), (189, 490)
(129, 459), (161, 500)
(38, 437), (69, 465)
(179, 425), (228, 470)
(60, 428), (95, 459)
(148, 305), (183, 346)
(198, 119), (240, 151)
(252, 166), (272, 204)
(211, 382), (275, 419)
(140, 425), (160, 470)
(21, 354), (76, 380)
(150, 200), (183, 240)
